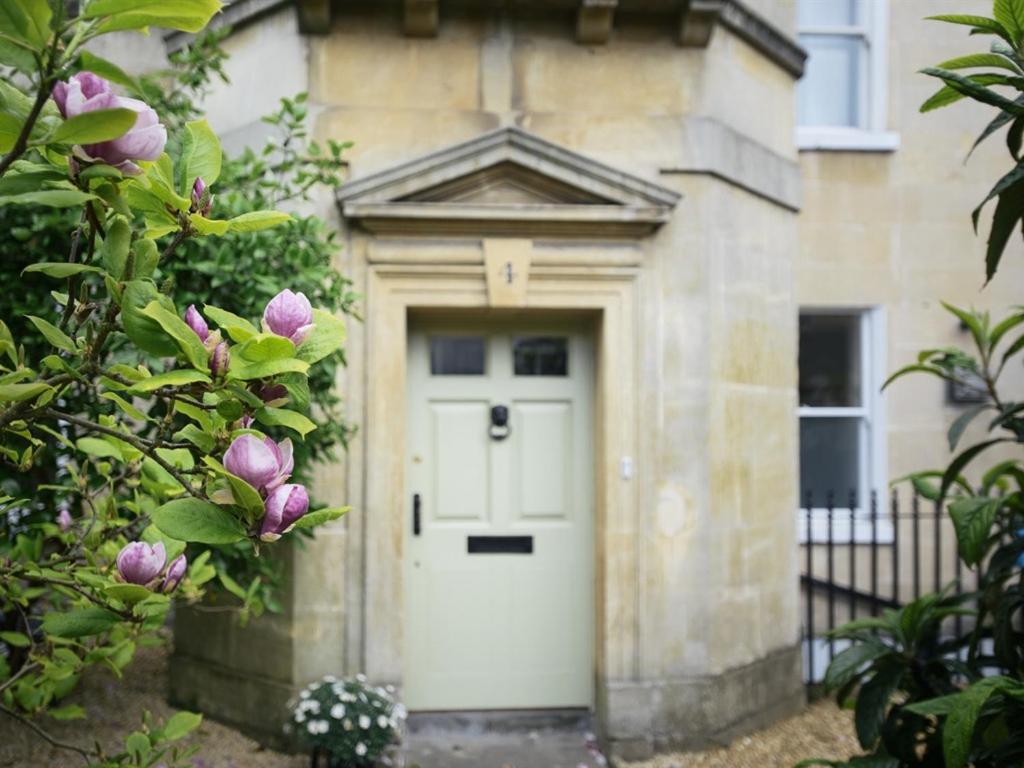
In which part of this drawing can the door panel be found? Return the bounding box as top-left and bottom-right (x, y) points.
(405, 322), (594, 711)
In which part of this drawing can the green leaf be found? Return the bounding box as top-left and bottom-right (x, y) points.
(949, 496), (1001, 566)
(48, 704), (86, 721)
(152, 498), (246, 544)
(0, 189), (96, 207)
(161, 711), (202, 741)
(121, 281), (180, 357)
(994, 0), (1024, 44)
(128, 368), (210, 393)
(970, 162), (1024, 232)
(854, 660), (903, 750)
(26, 315), (75, 352)
(42, 607), (120, 638)
(105, 584), (152, 606)
(936, 52), (1023, 74)
(824, 640), (890, 692)
(226, 210), (292, 233)
(131, 238), (159, 279)
(202, 305), (257, 342)
(927, 14), (1014, 43)
(255, 407), (317, 437)
(101, 216), (132, 279)
(22, 262), (102, 279)
(0, 0), (52, 46)
(940, 439), (1005, 501)
(920, 73), (1015, 113)
(920, 67), (1024, 115)
(173, 423), (214, 453)
(297, 308), (346, 365)
(948, 403), (991, 451)
(125, 731), (150, 759)
(188, 212), (230, 236)
(228, 357), (309, 381)
(0, 111), (20, 152)
(984, 175), (1024, 281)
(0, 382), (53, 402)
(904, 693), (961, 717)
(51, 107), (137, 145)
(944, 678), (1009, 768)
(180, 118), (222, 192)
(0, 631), (30, 647)
(292, 506), (350, 530)
(84, 0), (224, 34)
(139, 300), (210, 371)
(76, 436), (123, 460)
(235, 333), (295, 362)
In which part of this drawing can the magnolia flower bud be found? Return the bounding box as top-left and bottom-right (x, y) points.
(260, 483), (309, 541)
(259, 384), (288, 404)
(184, 305), (209, 342)
(57, 509), (73, 531)
(52, 72), (167, 174)
(116, 541), (166, 585)
(209, 341), (230, 378)
(263, 289), (314, 346)
(162, 554), (187, 593)
(223, 435), (280, 492)
(191, 177), (212, 216)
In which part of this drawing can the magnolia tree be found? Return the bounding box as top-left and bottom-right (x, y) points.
(0, 2), (347, 765)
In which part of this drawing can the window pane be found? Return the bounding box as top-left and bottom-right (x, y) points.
(430, 336), (485, 375)
(513, 337), (568, 376)
(798, 0), (861, 27)
(800, 418), (861, 505)
(798, 34), (864, 128)
(799, 314), (862, 407)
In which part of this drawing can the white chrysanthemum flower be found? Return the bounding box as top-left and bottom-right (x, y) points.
(355, 743), (367, 757)
(356, 673), (367, 682)
(385, 684), (396, 693)
(359, 714), (371, 729)
(343, 718), (354, 731)
(330, 703), (346, 719)
(377, 715), (389, 728)
(308, 700), (321, 714)
(394, 704), (407, 720)
(324, 675), (337, 683)
(295, 711), (306, 723)
(300, 690), (311, 699)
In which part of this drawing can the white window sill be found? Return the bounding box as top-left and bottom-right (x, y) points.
(798, 508), (895, 545)
(797, 127), (901, 153)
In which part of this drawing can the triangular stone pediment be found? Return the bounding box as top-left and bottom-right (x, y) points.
(336, 127), (681, 237)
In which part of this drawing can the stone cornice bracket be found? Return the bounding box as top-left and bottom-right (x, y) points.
(678, 0), (806, 78)
(678, 0), (724, 48)
(296, 0), (331, 33)
(576, 0), (617, 45)
(404, 0), (439, 37)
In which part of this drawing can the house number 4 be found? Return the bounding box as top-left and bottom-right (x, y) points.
(503, 261), (517, 285)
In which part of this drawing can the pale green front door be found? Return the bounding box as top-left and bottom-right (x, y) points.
(405, 321), (594, 710)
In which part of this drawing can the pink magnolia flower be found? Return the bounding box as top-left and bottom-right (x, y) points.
(223, 435), (293, 494)
(57, 509), (73, 531)
(52, 72), (167, 174)
(191, 177), (212, 216)
(263, 289), (314, 346)
(162, 554), (187, 593)
(184, 305), (209, 342)
(260, 483), (309, 541)
(116, 541), (166, 585)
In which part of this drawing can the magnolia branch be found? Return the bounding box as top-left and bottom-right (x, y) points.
(45, 409), (206, 499)
(0, 703), (92, 765)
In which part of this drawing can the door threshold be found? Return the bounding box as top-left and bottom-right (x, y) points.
(407, 708), (592, 734)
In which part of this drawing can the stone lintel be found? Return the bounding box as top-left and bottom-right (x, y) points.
(404, 0), (440, 37)
(576, 0), (617, 45)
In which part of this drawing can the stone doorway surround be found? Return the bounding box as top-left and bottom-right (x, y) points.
(336, 128), (681, 748)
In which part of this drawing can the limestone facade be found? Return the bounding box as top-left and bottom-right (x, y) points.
(159, 0), (1024, 759)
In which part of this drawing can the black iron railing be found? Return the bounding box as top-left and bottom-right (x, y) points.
(799, 489), (978, 686)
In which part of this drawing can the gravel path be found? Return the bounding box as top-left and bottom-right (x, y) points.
(617, 700), (859, 768)
(1, 640), (858, 768)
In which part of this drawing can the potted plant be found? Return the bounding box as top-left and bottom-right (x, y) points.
(289, 675), (406, 767)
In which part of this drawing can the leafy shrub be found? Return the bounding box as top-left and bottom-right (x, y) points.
(800, 4), (1024, 767)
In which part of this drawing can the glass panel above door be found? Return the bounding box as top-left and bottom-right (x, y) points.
(799, 314), (862, 407)
(513, 337), (568, 376)
(430, 336), (486, 375)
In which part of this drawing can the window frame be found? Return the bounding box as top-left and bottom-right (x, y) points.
(796, 0), (900, 153)
(798, 306), (891, 544)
